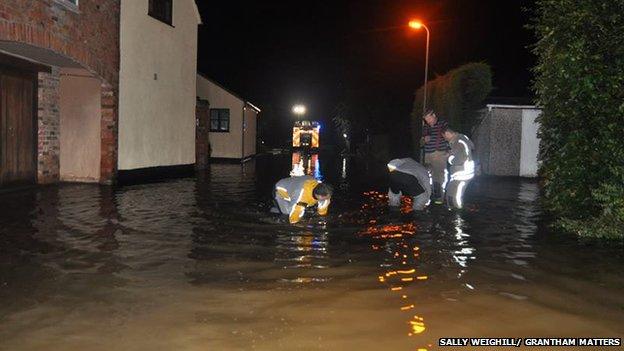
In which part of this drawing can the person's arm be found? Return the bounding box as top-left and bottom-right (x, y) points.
(421, 125), (431, 145)
(289, 203), (306, 224)
(317, 199), (330, 216)
(449, 142), (467, 166)
(276, 186), (290, 201)
(288, 189), (306, 224)
(423, 124), (431, 136)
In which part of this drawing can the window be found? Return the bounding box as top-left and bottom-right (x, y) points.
(210, 109), (230, 132)
(148, 0), (173, 26)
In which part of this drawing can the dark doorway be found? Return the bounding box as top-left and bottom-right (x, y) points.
(0, 66), (37, 186)
(196, 98), (210, 170)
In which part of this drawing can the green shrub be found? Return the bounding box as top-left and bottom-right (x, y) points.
(532, 0), (624, 239)
(411, 62), (492, 154)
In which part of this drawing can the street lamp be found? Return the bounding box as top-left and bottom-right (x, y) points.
(292, 104), (307, 116)
(408, 20), (430, 115)
(409, 19), (430, 162)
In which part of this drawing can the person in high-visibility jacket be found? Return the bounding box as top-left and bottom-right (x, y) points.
(442, 126), (475, 209)
(387, 158), (432, 211)
(273, 175), (333, 224)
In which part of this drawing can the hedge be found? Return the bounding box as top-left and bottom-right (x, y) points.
(411, 62), (492, 154)
(532, 0), (624, 239)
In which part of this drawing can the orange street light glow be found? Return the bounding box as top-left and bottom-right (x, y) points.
(409, 20), (424, 30)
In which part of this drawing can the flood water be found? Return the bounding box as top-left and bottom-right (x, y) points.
(1, 154), (623, 351)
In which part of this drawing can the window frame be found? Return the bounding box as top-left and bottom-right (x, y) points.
(210, 109), (231, 133)
(148, 0), (174, 27)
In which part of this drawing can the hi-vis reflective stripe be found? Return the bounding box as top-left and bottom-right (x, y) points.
(442, 168), (449, 191)
(426, 170), (433, 206)
(451, 160), (475, 181)
(456, 181), (467, 208)
(451, 139), (475, 181)
(448, 155), (455, 165)
(276, 186), (291, 201)
(458, 139), (471, 155)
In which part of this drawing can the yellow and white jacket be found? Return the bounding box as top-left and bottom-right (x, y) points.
(274, 176), (330, 224)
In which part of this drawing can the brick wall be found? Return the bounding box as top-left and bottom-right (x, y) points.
(37, 67), (60, 184)
(0, 0), (120, 86)
(100, 83), (117, 184)
(0, 0), (120, 184)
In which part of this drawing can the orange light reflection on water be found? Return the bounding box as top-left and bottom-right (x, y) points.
(357, 191), (429, 348)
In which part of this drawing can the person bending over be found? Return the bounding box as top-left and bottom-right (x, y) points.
(273, 175), (332, 224)
(387, 158), (433, 211)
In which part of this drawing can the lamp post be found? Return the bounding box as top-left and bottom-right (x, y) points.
(292, 104), (306, 117)
(408, 20), (430, 161)
(408, 20), (430, 115)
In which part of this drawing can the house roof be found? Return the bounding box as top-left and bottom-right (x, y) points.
(197, 72), (261, 112)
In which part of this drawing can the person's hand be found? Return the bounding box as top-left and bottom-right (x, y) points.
(424, 136), (431, 143)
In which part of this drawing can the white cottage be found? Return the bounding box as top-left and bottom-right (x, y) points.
(118, 0), (202, 179)
(196, 74), (260, 161)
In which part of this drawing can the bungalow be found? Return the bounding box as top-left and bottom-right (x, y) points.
(0, 0), (201, 187)
(196, 74), (260, 162)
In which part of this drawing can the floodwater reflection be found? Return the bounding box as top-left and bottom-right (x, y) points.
(0, 155), (623, 350)
(360, 221), (428, 339)
(291, 152), (322, 180)
(275, 230), (331, 283)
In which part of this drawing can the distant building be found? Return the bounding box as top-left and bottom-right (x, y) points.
(196, 74), (260, 161)
(472, 104), (542, 177)
(0, 0), (202, 187)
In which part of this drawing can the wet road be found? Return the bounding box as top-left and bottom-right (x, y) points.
(0, 154), (623, 350)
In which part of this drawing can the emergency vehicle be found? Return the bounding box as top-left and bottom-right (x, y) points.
(292, 120), (320, 151)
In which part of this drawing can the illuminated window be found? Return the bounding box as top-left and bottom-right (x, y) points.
(210, 109), (230, 132)
(148, 0), (173, 26)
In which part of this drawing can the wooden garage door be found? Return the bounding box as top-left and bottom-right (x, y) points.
(0, 68), (36, 186)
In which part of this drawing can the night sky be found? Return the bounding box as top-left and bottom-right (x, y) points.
(196, 0), (536, 148)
